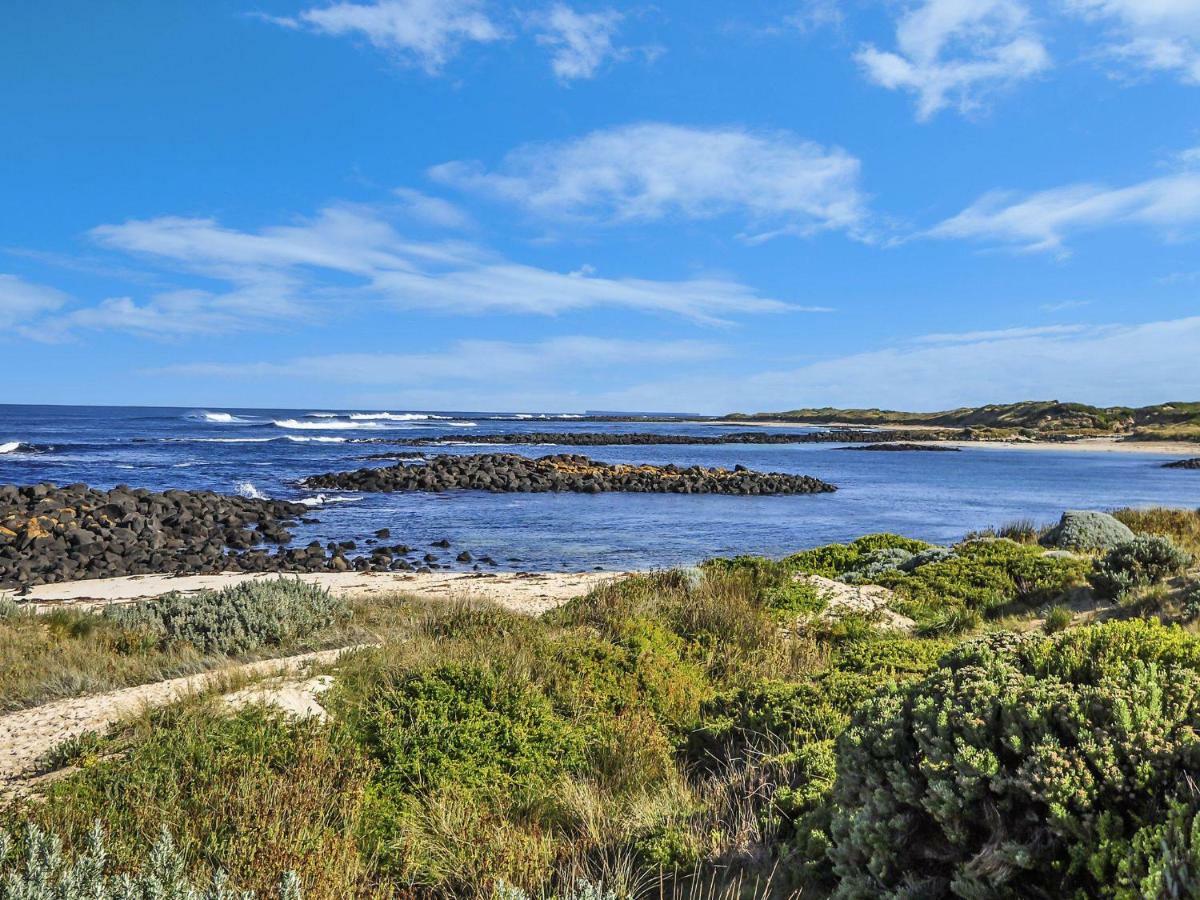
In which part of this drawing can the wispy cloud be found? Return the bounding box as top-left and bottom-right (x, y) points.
(1066, 0), (1200, 84)
(431, 123), (868, 240)
(0, 274), (69, 333)
(855, 0), (1050, 120)
(266, 0), (504, 73)
(529, 4), (629, 82)
(928, 170), (1200, 253)
(154, 336), (724, 384)
(26, 200), (797, 337)
(594, 315), (1200, 413)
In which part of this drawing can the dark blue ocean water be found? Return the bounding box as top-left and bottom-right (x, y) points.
(2, 404), (1198, 571)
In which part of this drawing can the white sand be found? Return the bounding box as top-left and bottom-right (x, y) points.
(3, 569), (625, 617)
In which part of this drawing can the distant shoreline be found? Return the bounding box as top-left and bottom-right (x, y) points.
(700, 420), (1198, 455)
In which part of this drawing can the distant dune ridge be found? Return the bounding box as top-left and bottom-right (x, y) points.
(723, 400), (1200, 442)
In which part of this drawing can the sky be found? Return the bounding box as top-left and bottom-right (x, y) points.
(2, 0), (1200, 414)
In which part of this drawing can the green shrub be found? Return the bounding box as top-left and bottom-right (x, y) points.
(877, 539), (1091, 617)
(914, 605), (981, 637)
(1041, 510), (1135, 552)
(103, 578), (348, 655)
(345, 664), (586, 796)
(761, 580), (826, 616)
(1043, 603), (1073, 633)
(1090, 535), (1194, 600)
(828, 620), (1200, 898)
(1181, 581), (1200, 622)
(784, 534), (931, 580)
(0, 822), (300, 899)
(0, 596), (21, 620)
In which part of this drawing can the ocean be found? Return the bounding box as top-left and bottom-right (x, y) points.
(2, 404), (1198, 571)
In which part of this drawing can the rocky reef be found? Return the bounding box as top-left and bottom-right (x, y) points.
(0, 483), (435, 589)
(358, 429), (964, 447)
(304, 453), (837, 496)
(1163, 458), (1200, 469)
(841, 443), (961, 452)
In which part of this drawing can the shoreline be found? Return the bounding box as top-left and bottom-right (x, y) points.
(700, 421), (1198, 455)
(1, 569), (625, 616)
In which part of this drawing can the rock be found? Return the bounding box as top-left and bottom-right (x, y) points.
(1040, 510), (1134, 552)
(302, 452), (837, 497)
(1164, 458), (1200, 470)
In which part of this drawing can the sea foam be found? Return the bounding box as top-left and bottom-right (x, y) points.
(273, 418), (387, 431)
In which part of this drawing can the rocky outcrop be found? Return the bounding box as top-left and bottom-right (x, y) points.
(1164, 458), (1200, 469)
(842, 443), (961, 452)
(304, 453), (837, 496)
(0, 483), (427, 590)
(355, 429), (964, 447)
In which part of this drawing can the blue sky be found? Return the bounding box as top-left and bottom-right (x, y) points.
(3, 0), (1199, 414)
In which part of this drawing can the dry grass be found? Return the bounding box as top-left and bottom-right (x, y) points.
(1111, 507), (1200, 558)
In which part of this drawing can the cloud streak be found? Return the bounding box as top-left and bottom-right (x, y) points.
(432, 123), (868, 240)
(928, 171), (1200, 253)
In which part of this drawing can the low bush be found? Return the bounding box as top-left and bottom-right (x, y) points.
(1040, 510), (1134, 552)
(103, 578), (348, 655)
(0, 822), (300, 899)
(828, 620), (1200, 898)
(784, 534), (931, 580)
(877, 538), (1090, 620)
(1042, 603), (1073, 633)
(1089, 535), (1193, 600)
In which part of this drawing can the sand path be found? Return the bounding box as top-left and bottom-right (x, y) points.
(0, 569), (623, 796)
(3, 569), (621, 617)
(0, 645), (365, 795)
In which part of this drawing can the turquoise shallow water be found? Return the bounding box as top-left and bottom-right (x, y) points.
(2, 404), (1198, 571)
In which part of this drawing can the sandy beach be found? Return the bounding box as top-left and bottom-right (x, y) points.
(3, 569), (626, 617)
(703, 421), (1198, 455)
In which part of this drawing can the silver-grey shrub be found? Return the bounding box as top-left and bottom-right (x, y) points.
(103, 579), (347, 655)
(1041, 510), (1135, 552)
(0, 822), (299, 899)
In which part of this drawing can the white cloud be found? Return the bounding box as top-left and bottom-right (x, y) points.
(0, 274), (68, 329)
(392, 187), (473, 228)
(928, 171), (1200, 252)
(855, 0), (1050, 120)
(268, 0), (504, 73)
(1066, 0), (1200, 84)
(587, 315), (1200, 413)
(431, 123), (868, 239)
(530, 4), (627, 82)
(60, 202), (794, 334)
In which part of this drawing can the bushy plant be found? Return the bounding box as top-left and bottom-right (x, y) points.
(839, 548), (913, 584)
(1042, 603), (1073, 633)
(0, 596), (21, 620)
(1089, 535), (1193, 600)
(1041, 510), (1135, 552)
(345, 664), (586, 796)
(1181, 580), (1200, 622)
(877, 538), (1091, 619)
(0, 822), (299, 899)
(784, 534), (931, 579)
(103, 579), (347, 655)
(828, 620), (1200, 898)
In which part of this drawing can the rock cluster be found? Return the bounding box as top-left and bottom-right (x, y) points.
(1163, 458), (1200, 469)
(842, 443), (961, 452)
(304, 453), (837, 496)
(0, 483), (439, 589)
(361, 429), (961, 448)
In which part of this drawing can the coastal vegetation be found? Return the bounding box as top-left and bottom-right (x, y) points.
(725, 400), (1200, 442)
(2, 507), (1199, 897)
